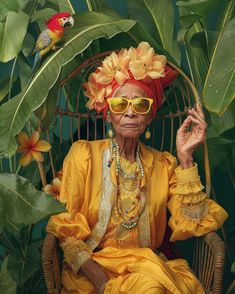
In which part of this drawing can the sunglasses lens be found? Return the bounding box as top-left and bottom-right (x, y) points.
(132, 98), (151, 113)
(110, 98), (128, 113)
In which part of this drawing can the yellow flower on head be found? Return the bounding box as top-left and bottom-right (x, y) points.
(95, 50), (130, 86)
(44, 177), (61, 199)
(84, 73), (112, 112)
(129, 41), (166, 80)
(17, 131), (51, 166)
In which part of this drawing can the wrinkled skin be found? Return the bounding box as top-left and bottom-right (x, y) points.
(107, 83), (207, 168)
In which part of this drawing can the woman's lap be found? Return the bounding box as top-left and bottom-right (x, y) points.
(61, 247), (205, 294)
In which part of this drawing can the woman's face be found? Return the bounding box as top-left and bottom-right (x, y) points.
(107, 83), (152, 139)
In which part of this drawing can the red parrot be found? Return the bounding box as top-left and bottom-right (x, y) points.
(31, 12), (74, 77)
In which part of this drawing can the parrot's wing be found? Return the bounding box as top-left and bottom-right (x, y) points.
(33, 29), (53, 53)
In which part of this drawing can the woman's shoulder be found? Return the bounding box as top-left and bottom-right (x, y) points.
(141, 144), (178, 173)
(142, 144), (176, 162)
(68, 139), (109, 157)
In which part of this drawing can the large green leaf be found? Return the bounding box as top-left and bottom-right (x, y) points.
(179, 5), (209, 94)
(8, 242), (41, 287)
(21, 32), (35, 57)
(0, 78), (15, 102)
(0, 256), (16, 294)
(127, 0), (181, 64)
(85, 0), (110, 11)
(0, 0), (30, 21)
(0, 11), (30, 63)
(194, 126), (235, 173)
(176, 0), (228, 16)
(0, 173), (66, 232)
(210, 100), (235, 139)
(56, 0), (75, 14)
(0, 11), (135, 158)
(18, 55), (32, 89)
(203, 3), (235, 114)
(35, 80), (60, 131)
(30, 8), (57, 23)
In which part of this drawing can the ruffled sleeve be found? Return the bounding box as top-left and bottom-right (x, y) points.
(46, 140), (93, 273)
(163, 152), (228, 242)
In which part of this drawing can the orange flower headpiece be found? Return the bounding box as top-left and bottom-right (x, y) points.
(83, 42), (178, 117)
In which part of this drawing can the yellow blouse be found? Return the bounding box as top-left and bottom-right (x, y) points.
(47, 139), (228, 277)
(100, 156), (141, 249)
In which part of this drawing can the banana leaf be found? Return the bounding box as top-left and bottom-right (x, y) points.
(210, 100), (235, 139)
(85, 0), (110, 10)
(56, 0), (75, 14)
(0, 11), (30, 62)
(180, 20), (209, 94)
(0, 173), (66, 233)
(30, 8), (58, 23)
(0, 11), (136, 158)
(0, 0), (30, 21)
(176, 0), (228, 17)
(203, 1), (235, 114)
(127, 0), (181, 64)
(0, 256), (16, 294)
(8, 242), (41, 287)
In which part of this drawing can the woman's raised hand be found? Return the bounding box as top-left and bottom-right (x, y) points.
(176, 103), (207, 169)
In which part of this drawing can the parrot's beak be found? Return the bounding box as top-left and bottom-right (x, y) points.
(65, 16), (74, 27)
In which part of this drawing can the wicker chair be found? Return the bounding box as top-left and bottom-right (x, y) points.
(39, 53), (225, 294)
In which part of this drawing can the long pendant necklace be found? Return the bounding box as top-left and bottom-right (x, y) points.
(111, 138), (146, 229)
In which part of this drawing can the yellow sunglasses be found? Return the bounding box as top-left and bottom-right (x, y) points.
(107, 97), (153, 114)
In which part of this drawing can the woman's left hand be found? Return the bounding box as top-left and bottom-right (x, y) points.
(176, 102), (207, 169)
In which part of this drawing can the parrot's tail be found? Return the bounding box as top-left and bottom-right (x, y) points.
(27, 53), (42, 86)
(31, 52), (42, 76)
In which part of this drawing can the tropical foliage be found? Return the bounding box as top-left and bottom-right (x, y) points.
(0, 0), (234, 292)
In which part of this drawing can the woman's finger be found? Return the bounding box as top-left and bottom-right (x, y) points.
(179, 115), (206, 133)
(188, 108), (207, 127)
(196, 102), (205, 118)
(178, 115), (193, 132)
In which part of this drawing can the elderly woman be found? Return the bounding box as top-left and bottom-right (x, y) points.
(47, 42), (228, 294)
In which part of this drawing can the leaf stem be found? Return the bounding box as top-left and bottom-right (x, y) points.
(8, 56), (18, 101)
(29, 0), (39, 18)
(85, 0), (93, 11)
(0, 158), (3, 172)
(27, 224), (34, 245)
(198, 20), (210, 62)
(8, 157), (13, 173)
(16, 165), (22, 175)
(13, 154), (16, 173)
(184, 43), (195, 84)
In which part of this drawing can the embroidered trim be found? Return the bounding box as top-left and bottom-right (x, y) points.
(176, 192), (207, 204)
(138, 187), (151, 248)
(181, 201), (208, 221)
(176, 177), (204, 195)
(86, 148), (115, 250)
(73, 251), (91, 273)
(177, 176), (201, 185)
(60, 237), (92, 273)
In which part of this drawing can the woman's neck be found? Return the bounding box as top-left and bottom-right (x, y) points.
(114, 135), (139, 162)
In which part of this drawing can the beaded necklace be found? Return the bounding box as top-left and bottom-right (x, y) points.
(109, 139), (146, 229)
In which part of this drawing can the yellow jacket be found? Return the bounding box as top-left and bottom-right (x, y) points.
(47, 139), (228, 293)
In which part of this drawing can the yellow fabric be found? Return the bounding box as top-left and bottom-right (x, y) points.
(100, 157), (141, 249)
(46, 139), (228, 293)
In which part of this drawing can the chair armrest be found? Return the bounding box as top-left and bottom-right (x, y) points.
(203, 232), (225, 294)
(42, 233), (61, 294)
